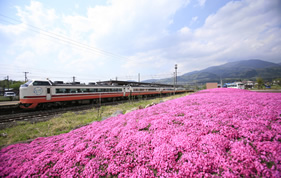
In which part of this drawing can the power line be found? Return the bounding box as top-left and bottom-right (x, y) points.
(0, 14), (132, 62)
(0, 15), (182, 82)
(0, 18), (120, 60)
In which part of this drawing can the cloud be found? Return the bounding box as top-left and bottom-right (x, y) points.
(16, 0), (58, 28)
(189, 16), (198, 26)
(63, 0), (190, 54)
(1, 0), (281, 82)
(121, 0), (281, 75)
(192, 0), (281, 62)
(197, 0), (207, 7)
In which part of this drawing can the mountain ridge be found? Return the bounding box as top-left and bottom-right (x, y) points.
(143, 59), (281, 84)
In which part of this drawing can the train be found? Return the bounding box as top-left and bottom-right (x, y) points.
(19, 79), (189, 109)
(224, 82), (245, 89)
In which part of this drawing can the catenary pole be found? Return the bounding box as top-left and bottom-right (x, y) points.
(23, 72), (29, 82)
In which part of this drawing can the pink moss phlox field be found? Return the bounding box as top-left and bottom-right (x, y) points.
(1, 88), (281, 177)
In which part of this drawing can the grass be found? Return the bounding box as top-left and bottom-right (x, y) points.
(0, 96), (19, 101)
(0, 93), (190, 148)
(0, 96), (12, 101)
(270, 85), (281, 90)
(250, 85), (281, 90)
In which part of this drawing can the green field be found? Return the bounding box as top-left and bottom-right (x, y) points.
(0, 93), (191, 148)
(0, 96), (19, 101)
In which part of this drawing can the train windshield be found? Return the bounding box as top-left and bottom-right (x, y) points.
(33, 81), (51, 86)
(21, 81), (32, 87)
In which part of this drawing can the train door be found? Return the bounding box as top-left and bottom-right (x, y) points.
(46, 87), (52, 100)
(123, 88), (126, 96)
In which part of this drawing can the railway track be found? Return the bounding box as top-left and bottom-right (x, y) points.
(0, 94), (175, 129)
(0, 105), (95, 128)
(0, 101), (126, 130)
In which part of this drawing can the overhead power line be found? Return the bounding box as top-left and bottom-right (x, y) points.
(0, 14), (132, 61)
(0, 14), (183, 83)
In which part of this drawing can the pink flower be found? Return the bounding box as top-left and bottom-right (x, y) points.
(1, 88), (281, 177)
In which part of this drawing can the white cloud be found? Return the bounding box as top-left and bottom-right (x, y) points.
(63, 0), (190, 53)
(197, 0), (206, 7)
(16, 0), (58, 28)
(122, 0), (281, 75)
(1, 0), (281, 82)
(189, 16), (198, 26)
(191, 0), (281, 62)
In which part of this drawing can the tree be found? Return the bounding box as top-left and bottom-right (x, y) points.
(274, 78), (281, 86)
(10, 81), (24, 94)
(256, 77), (264, 89)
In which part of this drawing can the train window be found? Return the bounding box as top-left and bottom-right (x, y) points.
(47, 88), (50, 94)
(77, 89), (82, 93)
(82, 89), (90, 92)
(56, 89), (64, 93)
(33, 81), (51, 86)
(89, 89), (96, 92)
(98, 88), (106, 92)
(21, 81), (32, 87)
(112, 88), (122, 92)
(70, 89), (77, 93)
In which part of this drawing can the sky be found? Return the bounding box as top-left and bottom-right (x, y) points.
(0, 0), (281, 83)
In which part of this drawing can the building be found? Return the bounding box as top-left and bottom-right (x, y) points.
(206, 83), (218, 89)
(242, 81), (255, 89)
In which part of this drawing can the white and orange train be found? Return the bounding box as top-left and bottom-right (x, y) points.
(19, 79), (187, 109)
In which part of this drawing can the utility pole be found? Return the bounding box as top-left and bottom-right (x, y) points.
(73, 76), (75, 84)
(2, 77), (5, 96)
(173, 72), (175, 95)
(138, 73), (140, 82)
(23, 72), (29, 82)
(175, 64), (178, 85)
(173, 64), (177, 95)
(7, 76), (9, 92)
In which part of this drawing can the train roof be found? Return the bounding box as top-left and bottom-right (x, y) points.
(27, 79), (184, 88)
(96, 80), (184, 87)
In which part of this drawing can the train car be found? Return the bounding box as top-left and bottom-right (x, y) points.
(19, 79), (187, 109)
(225, 82), (245, 89)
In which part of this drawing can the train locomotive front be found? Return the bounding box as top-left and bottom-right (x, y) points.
(20, 80), (54, 109)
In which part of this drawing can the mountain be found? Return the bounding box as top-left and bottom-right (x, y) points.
(187, 59), (279, 79)
(143, 59), (281, 84)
